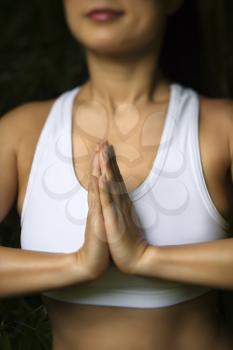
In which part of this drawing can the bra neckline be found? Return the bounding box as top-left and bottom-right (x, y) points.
(65, 83), (180, 201)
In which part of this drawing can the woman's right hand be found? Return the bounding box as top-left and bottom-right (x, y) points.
(75, 146), (111, 280)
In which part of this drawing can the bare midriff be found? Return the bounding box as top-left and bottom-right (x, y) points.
(41, 290), (233, 350)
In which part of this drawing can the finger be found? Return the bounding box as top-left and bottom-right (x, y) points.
(105, 143), (120, 183)
(109, 144), (132, 206)
(99, 142), (131, 210)
(108, 144), (122, 180)
(87, 174), (94, 209)
(108, 144), (125, 190)
(95, 142), (100, 152)
(103, 142), (123, 185)
(98, 174), (114, 210)
(99, 174), (126, 245)
(105, 143), (130, 201)
(91, 174), (102, 214)
(99, 142), (124, 197)
(91, 149), (101, 178)
(98, 142), (114, 181)
(94, 142), (101, 175)
(98, 174), (120, 231)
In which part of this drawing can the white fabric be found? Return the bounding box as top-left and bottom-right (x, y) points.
(20, 83), (230, 308)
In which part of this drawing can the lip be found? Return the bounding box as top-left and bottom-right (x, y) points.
(86, 9), (124, 23)
(86, 5), (124, 16)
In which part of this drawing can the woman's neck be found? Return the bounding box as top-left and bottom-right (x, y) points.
(83, 47), (167, 114)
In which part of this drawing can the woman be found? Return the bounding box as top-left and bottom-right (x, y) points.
(1, 0), (233, 349)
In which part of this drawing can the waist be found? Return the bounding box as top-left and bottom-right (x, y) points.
(42, 290), (233, 350)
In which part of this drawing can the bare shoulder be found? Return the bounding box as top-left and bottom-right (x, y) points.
(7, 99), (56, 182)
(0, 99), (56, 150)
(199, 95), (233, 128)
(199, 95), (233, 168)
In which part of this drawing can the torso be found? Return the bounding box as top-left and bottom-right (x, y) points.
(16, 81), (233, 350)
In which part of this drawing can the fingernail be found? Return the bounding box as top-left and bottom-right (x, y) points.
(96, 143), (100, 152)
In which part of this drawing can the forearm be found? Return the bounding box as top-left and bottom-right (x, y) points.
(136, 238), (233, 290)
(0, 246), (88, 298)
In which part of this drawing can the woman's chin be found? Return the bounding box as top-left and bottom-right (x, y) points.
(83, 40), (141, 58)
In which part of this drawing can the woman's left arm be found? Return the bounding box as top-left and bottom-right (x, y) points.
(137, 238), (233, 290)
(96, 141), (233, 291)
(140, 108), (233, 290)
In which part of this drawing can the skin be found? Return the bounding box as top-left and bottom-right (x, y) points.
(1, 0), (233, 349)
(40, 0), (233, 345)
(92, 140), (233, 289)
(10, 74), (233, 347)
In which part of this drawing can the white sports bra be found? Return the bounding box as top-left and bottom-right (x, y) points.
(20, 83), (231, 308)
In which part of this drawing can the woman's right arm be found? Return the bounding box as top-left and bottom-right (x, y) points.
(0, 105), (91, 299)
(0, 246), (88, 299)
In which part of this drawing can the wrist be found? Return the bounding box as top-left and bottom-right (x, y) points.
(67, 252), (94, 283)
(134, 244), (161, 277)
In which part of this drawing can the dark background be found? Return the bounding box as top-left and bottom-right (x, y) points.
(0, 0), (233, 348)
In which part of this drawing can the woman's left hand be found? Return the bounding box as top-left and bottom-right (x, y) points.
(96, 141), (150, 275)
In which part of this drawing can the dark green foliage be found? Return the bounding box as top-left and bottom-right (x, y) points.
(0, 0), (233, 349)
(0, 296), (52, 350)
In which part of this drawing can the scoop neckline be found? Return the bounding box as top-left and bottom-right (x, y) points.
(65, 83), (179, 201)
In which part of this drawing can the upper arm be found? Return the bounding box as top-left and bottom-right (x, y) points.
(0, 110), (20, 223)
(0, 103), (40, 223)
(204, 97), (233, 183)
(0, 100), (55, 224)
(227, 104), (233, 182)
(228, 119), (233, 183)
